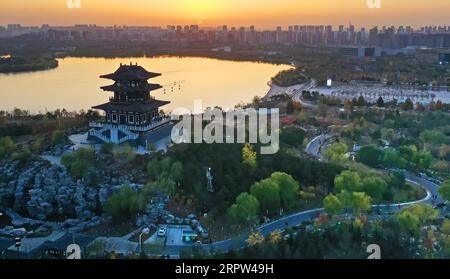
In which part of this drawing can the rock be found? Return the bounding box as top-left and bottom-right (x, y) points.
(98, 187), (110, 206)
(11, 219), (28, 227)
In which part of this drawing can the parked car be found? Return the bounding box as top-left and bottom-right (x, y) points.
(157, 227), (167, 237)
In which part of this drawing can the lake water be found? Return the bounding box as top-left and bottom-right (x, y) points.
(0, 56), (291, 113)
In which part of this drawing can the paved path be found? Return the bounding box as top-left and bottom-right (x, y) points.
(160, 134), (443, 256)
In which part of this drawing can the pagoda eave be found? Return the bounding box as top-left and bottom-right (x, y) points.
(100, 83), (163, 92)
(100, 72), (161, 81)
(92, 100), (170, 113)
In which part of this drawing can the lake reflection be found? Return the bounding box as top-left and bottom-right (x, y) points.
(0, 56), (291, 113)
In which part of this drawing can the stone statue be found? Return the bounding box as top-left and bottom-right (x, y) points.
(206, 168), (214, 192)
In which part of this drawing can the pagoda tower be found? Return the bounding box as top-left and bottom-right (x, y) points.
(88, 63), (172, 146)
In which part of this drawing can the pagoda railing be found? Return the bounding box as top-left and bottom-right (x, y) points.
(89, 116), (171, 132)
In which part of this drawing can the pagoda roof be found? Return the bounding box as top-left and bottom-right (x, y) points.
(101, 83), (162, 93)
(92, 99), (170, 113)
(100, 64), (161, 81)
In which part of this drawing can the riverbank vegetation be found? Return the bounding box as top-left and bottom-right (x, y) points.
(0, 55), (58, 73)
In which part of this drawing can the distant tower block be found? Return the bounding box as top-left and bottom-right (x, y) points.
(88, 63), (173, 147)
(206, 168), (214, 193)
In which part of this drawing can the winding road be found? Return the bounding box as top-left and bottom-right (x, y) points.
(161, 134), (443, 256)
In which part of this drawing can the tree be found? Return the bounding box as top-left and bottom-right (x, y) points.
(381, 148), (404, 168)
(170, 161), (183, 182)
(11, 145), (32, 165)
(51, 129), (64, 145)
(323, 194), (342, 216)
(356, 145), (382, 167)
(146, 159), (160, 179)
(438, 180), (450, 202)
(61, 147), (95, 179)
(154, 173), (177, 196)
(0, 136), (14, 158)
(382, 128), (396, 142)
(324, 142), (348, 163)
(397, 211), (420, 234)
(404, 204), (439, 224)
(268, 230), (283, 244)
(113, 144), (136, 163)
(350, 192), (372, 215)
(401, 98), (414, 111)
(250, 178), (280, 216)
(103, 184), (147, 219)
(420, 130), (448, 145)
(362, 177), (388, 202)
(246, 232), (264, 246)
(280, 127), (306, 148)
(412, 149), (433, 171)
(334, 171), (362, 193)
(242, 143), (257, 169)
(376, 96), (385, 108)
(228, 193), (260, 224)
(357, 95), (366, 107)
(270, 172), (300, 211)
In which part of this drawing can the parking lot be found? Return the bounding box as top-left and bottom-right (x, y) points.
(144, 225), (192, 246)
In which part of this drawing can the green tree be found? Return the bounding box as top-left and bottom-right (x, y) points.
(280, 127), (306, 148)
(0, 136), (14, 158)
(103, 184), (147, 219)
(401, 98), (414, 111)
(438, 180), (450, 202)
(11, 145), (32, 165)
(250, 178), (280, 216)
(376, 96), (385, 107)
(61, 148), (96, 179)
(356, 145), (382, 167)
(420, 130), (448, 145)
(362, 177), (388, 202)
(242, 143), (257, 169)
(228, 193), (260, 224)
(323, 194), (342, 216)
(270, 172), (300, 211)
(113, 144), (136, 163)
(324, 142), (348, 163)
(381, 148), (405, 168)
(357, 95), (366, 107)
(156, 174), (177, 196)
(405, 204), (439, 224)
(146, 159), (160, 179)
(397, 210), (420, 234)
(170, 161), (183, 182)
(350, 192), (372, 215)
(334, 171), (363, 193)
(51, 129), (64, 145)
(412, 149), (433, 170)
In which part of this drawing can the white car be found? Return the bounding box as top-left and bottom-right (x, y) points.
(157, 227), (167, 237)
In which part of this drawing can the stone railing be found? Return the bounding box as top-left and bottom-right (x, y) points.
(89, 116), (171, 132)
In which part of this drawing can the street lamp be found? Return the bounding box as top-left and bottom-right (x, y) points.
(139, 227), (150, 254)
(15, 237), (21, 259)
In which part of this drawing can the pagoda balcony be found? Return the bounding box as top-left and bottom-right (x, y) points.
(90, 116), (171, 132)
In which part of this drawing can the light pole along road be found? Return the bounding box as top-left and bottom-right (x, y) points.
(162, 134), (444, 256)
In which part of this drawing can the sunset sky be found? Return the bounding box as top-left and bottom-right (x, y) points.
(0, 0), (449, 29)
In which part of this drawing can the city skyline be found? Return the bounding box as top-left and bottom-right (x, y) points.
(0, 0), (449, 29)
